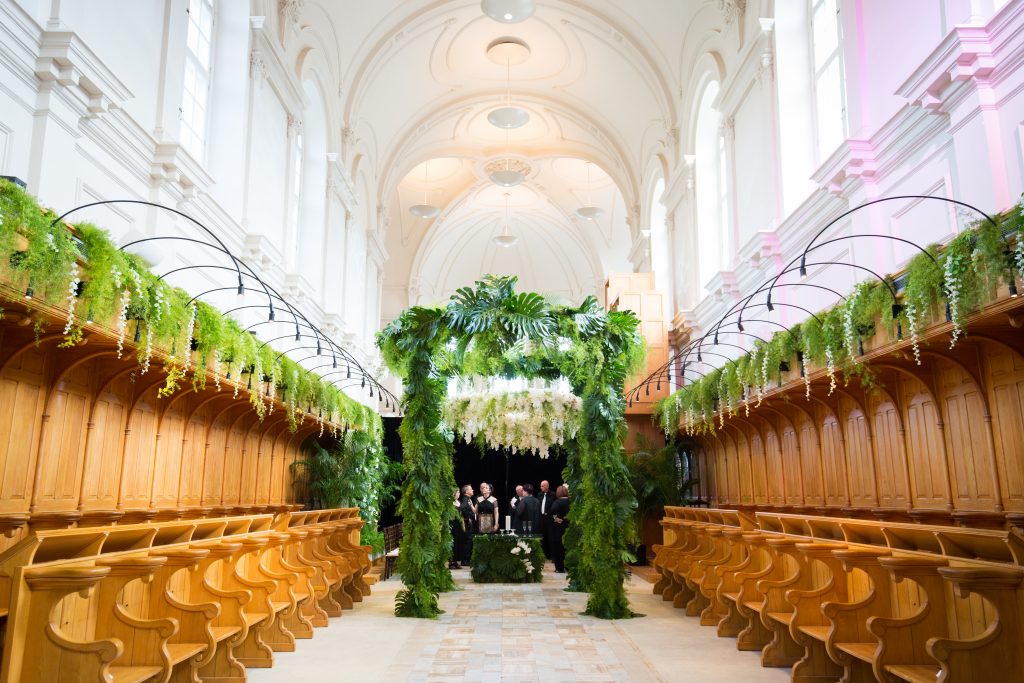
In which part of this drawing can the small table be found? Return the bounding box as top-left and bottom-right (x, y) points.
(470, 534), (545, 583)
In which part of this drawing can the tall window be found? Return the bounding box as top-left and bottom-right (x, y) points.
(180, 0), (215, 159)
(289, 129), (303, 233)
(810, 0), (845, 160)
(695, 81), (728, 291)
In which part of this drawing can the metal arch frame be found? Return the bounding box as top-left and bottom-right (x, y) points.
(51, 199), (401, 416)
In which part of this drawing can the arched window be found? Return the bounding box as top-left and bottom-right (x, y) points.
(810, 0), (846, 161)
(649, 176), (672, 316)
(180, 0), (215, 159)
(695, 81), (728, 291)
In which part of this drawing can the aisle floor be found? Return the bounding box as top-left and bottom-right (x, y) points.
(247, 567), (792, 682)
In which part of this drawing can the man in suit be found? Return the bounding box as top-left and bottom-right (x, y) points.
(514, 483), (541, 536)
(536, 480), (556, 555)
(507, 485), (524, 532)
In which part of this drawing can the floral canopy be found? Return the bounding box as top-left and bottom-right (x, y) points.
(377, 275), (644, 619)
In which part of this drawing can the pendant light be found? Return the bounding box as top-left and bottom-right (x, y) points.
(409, 159), (440, 219)
(493, 192), (519, 247)
(489, 129), (525, 187)
(575, 161), (605, 220)
(481, 0), (535, 23)
(487, 40), (529, 130)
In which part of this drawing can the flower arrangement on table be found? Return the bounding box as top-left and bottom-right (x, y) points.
(470, 534), (544, 583)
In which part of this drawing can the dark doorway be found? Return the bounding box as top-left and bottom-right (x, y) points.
(452, 439), (568, 520)
(381, 417), (568, 525)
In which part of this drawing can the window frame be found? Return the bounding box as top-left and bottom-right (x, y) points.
(180, 0), (216, 161)
(808, 0), (847, 164)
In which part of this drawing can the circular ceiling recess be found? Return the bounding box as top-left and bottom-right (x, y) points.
(488, 106), (530, 129)
(481, 0), (536, 23)
(487, 37), (531, 65)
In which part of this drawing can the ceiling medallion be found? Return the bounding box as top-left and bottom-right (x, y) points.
(486, 37), (531, 65)
(481, 0), (535, 23)
(485, 158), (531, 187)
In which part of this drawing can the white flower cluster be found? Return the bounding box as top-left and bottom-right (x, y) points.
(802, 341), (812, 401)
(843, 284), (861, 363)
(825, 346), (837, 396)
(510, 539), (532, 556)
(905, 301), (922, 365)
(62, 263), (80, 336)
(1015, 236), (1024, 283)
(442, 383), (582, 458)
(182, 304), (197, 372)
(943, 249), (964, 349)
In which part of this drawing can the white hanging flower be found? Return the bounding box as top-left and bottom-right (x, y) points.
(62, 263), (80, 336)
(843, 285), (861, 363)
(510, 546), (521, 555)
(182, 304), (197, 372)
(802, 340), (812, 401)
(905, 301), (922, 366)
(114, 288), (131, 359)
(825, 347), (837, 396)
(943, 249), (964, 349)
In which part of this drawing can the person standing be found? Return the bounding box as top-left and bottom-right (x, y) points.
(459, 484), (476, 565)
(476, 482), (499, 534)
(515, 483), (541, 535)
(536, 480), (556, 555)
(549, 485), (571, 572)
(509, 484), (524, 532)
(449, 487), (465, 569)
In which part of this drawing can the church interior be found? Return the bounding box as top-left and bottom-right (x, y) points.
(0, 0), (1023, 681)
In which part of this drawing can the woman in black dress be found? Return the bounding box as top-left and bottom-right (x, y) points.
(449, 487), (466, 569)
(459, 484), (477, 565)
(476, 482), (499, 534)
(549, 485), (570, 572)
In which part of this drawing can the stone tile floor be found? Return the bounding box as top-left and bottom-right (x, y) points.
(247, 565), (792, 682)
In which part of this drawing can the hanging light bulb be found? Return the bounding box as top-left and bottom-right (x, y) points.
(493, 192), (519, 247)
(409, 159), (441, 218)
(575, 161), (605, 220)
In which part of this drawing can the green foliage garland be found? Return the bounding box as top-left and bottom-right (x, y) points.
(470, 535), (544, 583)
(378, 275), (643, 619)
(658, 203), (1024, 435)
(0, 179), (380, 436)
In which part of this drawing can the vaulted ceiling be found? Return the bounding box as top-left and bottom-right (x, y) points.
(306, 0), (709, 317)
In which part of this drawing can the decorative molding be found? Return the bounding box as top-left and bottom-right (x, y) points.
(326, 154), (358, 212)
(249, 16), (306, 115)
(704, 270), (741, 303)
(34, 28), (133, 118)
(150, 142), (215, 200)
(718, 0), (747, 27)
(279, 0), (304, 27)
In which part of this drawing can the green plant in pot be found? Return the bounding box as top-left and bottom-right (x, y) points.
(625, 434), (698, 565)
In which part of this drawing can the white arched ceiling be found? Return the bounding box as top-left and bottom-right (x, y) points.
(304, 0), (702, 323)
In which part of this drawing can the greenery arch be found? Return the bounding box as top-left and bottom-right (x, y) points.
(377, 275), (644, 619)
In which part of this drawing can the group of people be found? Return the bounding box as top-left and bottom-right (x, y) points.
(450, 480), (571, 572)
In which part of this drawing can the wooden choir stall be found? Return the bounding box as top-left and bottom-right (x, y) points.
(0, 298), (375, 682)
(654, 280), (1024, 682)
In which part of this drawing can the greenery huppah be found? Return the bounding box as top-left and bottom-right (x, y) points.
(377, 275), (644, 618)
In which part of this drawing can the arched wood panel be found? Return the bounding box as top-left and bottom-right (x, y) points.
(760, 419), (785, 506)
(978, 339), (1024, 512)
(151, 398), (188, 507)
(744, 422), (768, 504)
(897, 372), (950, 510)
(31, 363), (91, 512)
(838, 393), (876, 509)
(932, 354), (998, 511)
(870, 389), (910, 510)
(119, 388), (160, 509)
(0, 346), (47, 513)
(814, 400), (847, 508)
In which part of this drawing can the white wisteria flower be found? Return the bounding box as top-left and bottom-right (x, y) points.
(442, 380), (582, 457)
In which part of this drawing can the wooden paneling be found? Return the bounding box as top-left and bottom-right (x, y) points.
(0, 313), (332, 528)
(679, 299), (1024, 526)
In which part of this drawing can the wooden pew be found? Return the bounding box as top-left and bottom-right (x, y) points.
(0, 509), (369, 683)
(654, 506), (1024, 683)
